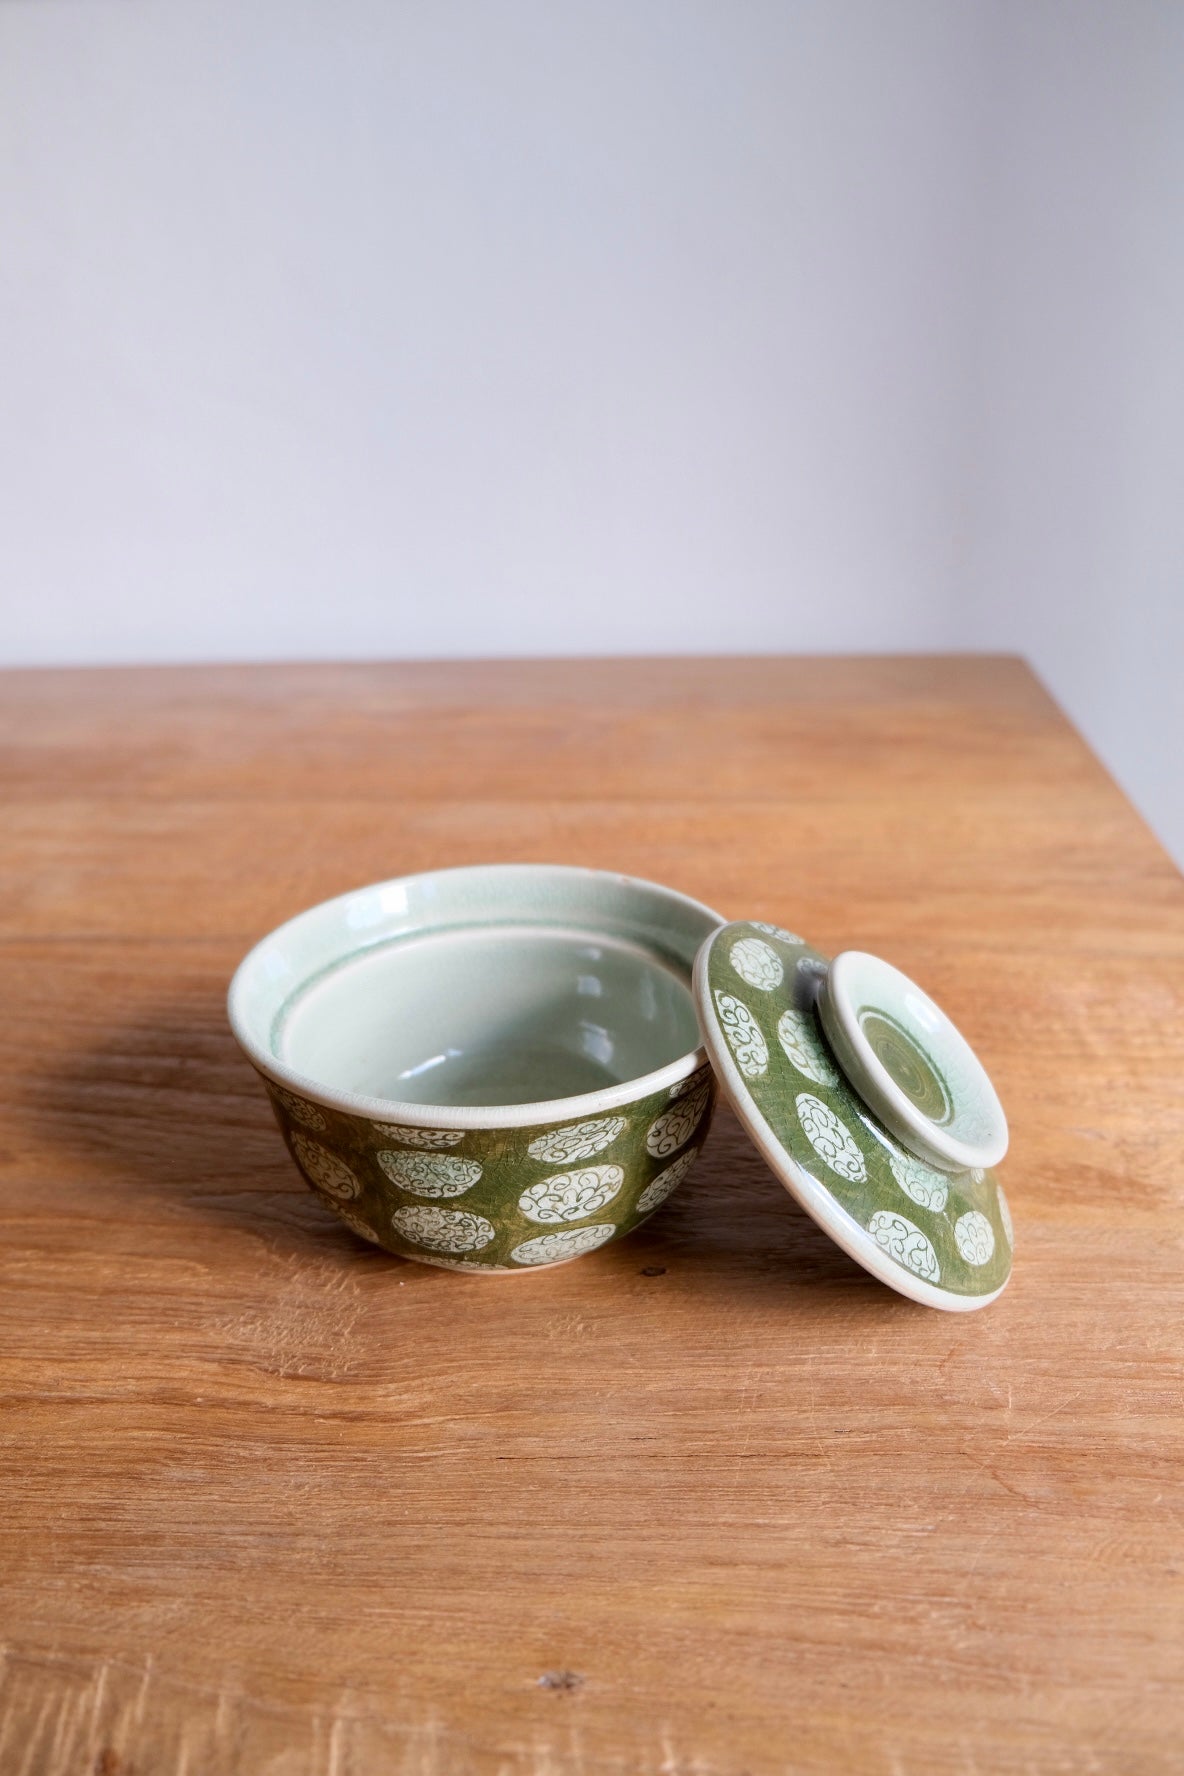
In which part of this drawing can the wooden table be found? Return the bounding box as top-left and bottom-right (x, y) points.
(2, 657), (1181, 1775)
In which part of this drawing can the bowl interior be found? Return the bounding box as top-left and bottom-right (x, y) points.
(230, 866), (722, 1116)
(282, 921), (700, 1106)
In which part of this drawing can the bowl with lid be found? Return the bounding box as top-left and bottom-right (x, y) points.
(230, 866), (1016, 1308)
(227, 864), (724, 1271)
(693, 920), (1014, 1311)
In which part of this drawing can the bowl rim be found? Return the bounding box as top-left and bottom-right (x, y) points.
(227, 862), (725, 1130)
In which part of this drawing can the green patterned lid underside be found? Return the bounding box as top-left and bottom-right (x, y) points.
(695, 923), (1013, 1308)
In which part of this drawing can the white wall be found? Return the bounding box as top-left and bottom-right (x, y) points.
(964, 2), (1184, 866)
(1, 2), (1180, 862)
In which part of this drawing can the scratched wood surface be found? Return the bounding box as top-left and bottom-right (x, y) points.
(1, 656), (1182, 1776)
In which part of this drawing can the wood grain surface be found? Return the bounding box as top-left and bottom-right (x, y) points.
(1, 655), (1181, 1776)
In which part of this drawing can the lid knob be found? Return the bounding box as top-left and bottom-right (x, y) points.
(816, 951), (1008, 1173)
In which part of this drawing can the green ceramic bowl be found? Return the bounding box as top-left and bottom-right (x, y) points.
(228, 865), (724, 1271)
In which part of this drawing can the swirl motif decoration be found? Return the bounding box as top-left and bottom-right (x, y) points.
(519, 1164), (624, 1225)
(888, 1151), (950, 1213)
(637, 1146), (699, 1214)
(729, 937), (784, 992)
(645, 1081), (711, 1157)
(669, 1066), (711, 1101)
(796, 955), (829, 987)
(776, 1007), (840, 1088)
(335, 1207), (382, 1245)
(274, 1088), (327, 1131)
(526, 1116), (628, 1164)
(390, 1204), (495, 1253)
(372, 1123), (465, 1150)
(795, 1094), (867, 1184)
(714, 991), (768, 1078)
(867, 1210), (941, 1282)
(996, 1183), (1014, 1248)
(752, 921), (806, 947)
(291, 1134), (362, 1200)
(954, 1209), (995, 1266)
(377, 1152), (483, 1197)
(510, 1224), (616, 1266)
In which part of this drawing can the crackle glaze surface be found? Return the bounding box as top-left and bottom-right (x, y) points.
(264, 1067), (716, 1270)
(700, 923), (1013, 1303)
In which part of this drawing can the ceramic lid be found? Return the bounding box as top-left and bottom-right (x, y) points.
(692, 921), (1013, 1311)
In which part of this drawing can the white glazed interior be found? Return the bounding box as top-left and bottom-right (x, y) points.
(228, 865), (724, 1126)
(819, 949), (1009, 1172)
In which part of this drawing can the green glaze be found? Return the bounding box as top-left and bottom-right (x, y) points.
(857, 1009), (952, 1123)
(697, 923), (1012, 1306)
(228, 865), (724, 1271)
(818, 948), (1008, 1171)
(278, 921), (700, 1108)
(263, 1067), (715, 1269)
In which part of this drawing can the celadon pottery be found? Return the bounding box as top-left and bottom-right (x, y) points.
(228, 866), (723, 1271)
(816, 949), (1008, 1173)
(694, 921), (1013, 1312)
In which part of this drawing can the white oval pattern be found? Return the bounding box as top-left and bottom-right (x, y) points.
(526, 1116), (628, 1164)
(752, 921), (806, 947)
(637, 1146), (699, 1215)
(796, 955), (829, 987)
(729, 936), (784, 992)
(714, 992), (768, 1077)
(510, 1224), (616, 1266)
(291, 1134), (362, 1200)
(867, 1210), (941, 1282)
(274, 1087), (327, 1131)
(519, 1164), (624, 1224)
(645, 1081), (710, 1158)
(372, 1123), (465, 1150)
(390, 1205), (495, 1253)
(888, 1151), (950, 1212)
(996, 1182), (1014, 1248)
(377, 1152), (483, 1197)
(954, 1209), (996, 1266)
(335, 1207), (382, 1245)
(795, 1094), (867, 1183)
(776, 1007), (840, 1087)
